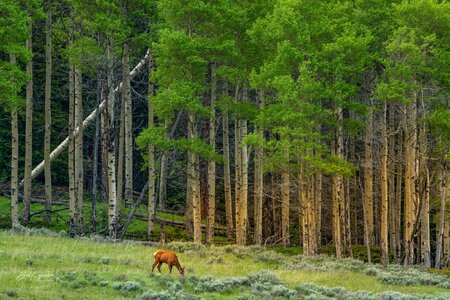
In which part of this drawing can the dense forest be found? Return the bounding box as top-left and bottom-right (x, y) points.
(1, 0), (449, 270)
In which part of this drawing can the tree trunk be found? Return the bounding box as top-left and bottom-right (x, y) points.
(363, 104), (374, 262)
(23, 21), (33, 222)
(147, 52), (155, 239)
(68, 61), (76, 238)
(23, 50), (150, 184)
(238, 118), (248, 245)
(380, 101), (388, 267)
(188, 112), (201, 243)
(435, 163), (447, 268)
(388, 103), (397, 262)
(281, 150), (290, 247)
(117, 101), (125, 205)
(315, 171), (322, 249)
(10, 54), (19, 227)
(223, 109), (233, 241)
(253, 89), (264, 245)
(123, 41), (133, 207)
(419, 97), (430, 268)
(206, 65), (216, 245)
(91, 75), (101, 233)
(106, 35), (118, 239)
(44, 8), (52, 223)
(333, 106), (344, 258)
(74, 66), (83, 234)
(158, 119), (169, 210)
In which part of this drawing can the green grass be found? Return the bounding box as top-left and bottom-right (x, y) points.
(0, 196), (226, 243)
(1, 231), (450, 299)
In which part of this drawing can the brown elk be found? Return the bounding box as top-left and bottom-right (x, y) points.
(151, 249), (185, 276)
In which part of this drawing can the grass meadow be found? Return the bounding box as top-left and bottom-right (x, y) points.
(2, 229), (450, 299)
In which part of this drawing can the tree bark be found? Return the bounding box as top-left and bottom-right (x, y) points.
(380, 101), (388, 267)
(147, 52), (155, 239)
(188, 112), (201, 243)
(117, 100), (125, 205)
(106, 34), (118, 239)
(44, 7), (52, 223)
(238, 117), (248, 245)
(158, 120), (169, 210)
(123, 41), (133, 207)
(435, 162), (447, 268)
(223, 109), (233, 241)
(10, 54), (19, 227)
(253, 89), (264, 245)
(74, 66), (83, 234)
(68, 60), (76, 238)
(206, 64), (216, 245)
(23, 21), (33, 222)
(363, 104), (374, 262)
(281, 150), (290, 247)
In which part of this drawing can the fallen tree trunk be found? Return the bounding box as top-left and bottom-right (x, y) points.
(4, 193), (65, 206)
(20, 49), (151, 187)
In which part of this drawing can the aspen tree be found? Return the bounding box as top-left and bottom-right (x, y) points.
(44, 5), (52, 223)
(23, 21), (33, 222)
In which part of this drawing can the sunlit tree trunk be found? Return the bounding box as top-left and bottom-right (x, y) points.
(363, 104), (374, 262)
(10, 54), (19, 227)
(253, 89), (264, 245)
(206, 64), (216, 245)
(238, 117), (248, 245)
(23, 21), (33, 222)
(281, 150), (290, 247)
(44, 8), (52, 223)
(188, 112), (201, 243)
(315, 171), (322, 249)
(223, 108), (233, 241)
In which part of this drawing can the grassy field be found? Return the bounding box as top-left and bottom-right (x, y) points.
(2, 230), (450, 299)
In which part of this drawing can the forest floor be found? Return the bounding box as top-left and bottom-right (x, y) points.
(2, 230), (450, 299)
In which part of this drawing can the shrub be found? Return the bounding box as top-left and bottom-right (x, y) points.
(99, 281), (109, 287)
(83, 271), (100, 286)
(255, 251), (285, 263)
(138, 282), (198, 300)
(100, 256), (110, 265)
(365, 267), (379, 276)
(54, 270), (78, 282)
(112, 281), (141, 292)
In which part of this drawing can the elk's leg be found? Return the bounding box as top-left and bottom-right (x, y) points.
(169, 265), (173, 274)
(157, 262), (163, 273)
(151, 260), (158, 273)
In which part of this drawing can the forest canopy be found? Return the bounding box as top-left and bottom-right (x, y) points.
(1, 0), (449, 268)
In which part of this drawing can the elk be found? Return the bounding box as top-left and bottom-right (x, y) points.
(151, 249), (185, 276)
